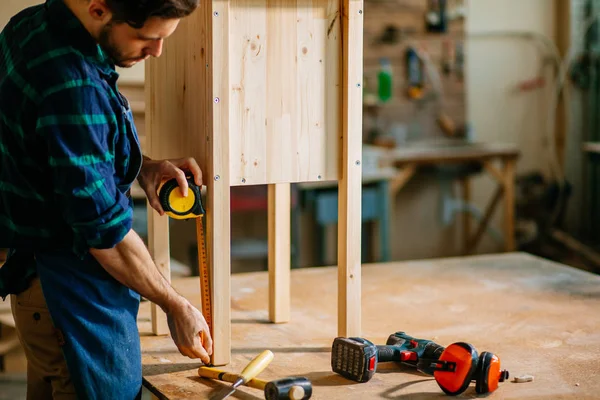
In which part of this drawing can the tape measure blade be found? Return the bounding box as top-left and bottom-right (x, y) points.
(196, 217), (212, 335)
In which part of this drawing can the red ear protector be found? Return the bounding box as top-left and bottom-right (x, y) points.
(432, 342), (509, 396)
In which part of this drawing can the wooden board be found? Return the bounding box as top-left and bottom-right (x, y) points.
(267, 183), (291, 323)
(140, 252), (600, 399)
(228, 0), (341, 185)
(583, 142), (600, 155)
(337, 0), (363, 338)
(383, 142), (520, 165)
(145, 0), (213, 338)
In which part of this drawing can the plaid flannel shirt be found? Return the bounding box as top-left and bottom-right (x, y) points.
(0, 0), (142, 295)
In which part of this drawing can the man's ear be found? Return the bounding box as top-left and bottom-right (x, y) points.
(87, 0), (113, 23)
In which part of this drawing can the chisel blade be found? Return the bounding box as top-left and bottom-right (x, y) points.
(209, 386), (236, 400)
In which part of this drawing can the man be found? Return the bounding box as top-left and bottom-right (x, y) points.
(0, 0), (213, 398)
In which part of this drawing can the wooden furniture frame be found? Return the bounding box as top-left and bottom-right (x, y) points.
(145, 0), (364, 365)
(385, 142), (520, 254)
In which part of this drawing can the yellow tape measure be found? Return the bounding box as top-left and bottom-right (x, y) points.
(158, 177), (212, 337)
(158, 176), (205, 220)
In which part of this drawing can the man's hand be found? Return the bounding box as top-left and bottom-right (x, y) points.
(137, 157), (203, 215)
(166, 296), (213, 364)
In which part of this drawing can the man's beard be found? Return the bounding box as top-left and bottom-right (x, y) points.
(98, 23), (142, 68)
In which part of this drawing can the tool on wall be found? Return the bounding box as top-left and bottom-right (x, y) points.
(377, 57), (394, 103)
(158, 176), (212, 335)
(405, 47), (425, 100)
(209, 350), (275, 400)
(199, 366), (312, 400)
(426, 0), (448, 33)
(331, 332), (509, 396)
(441, 39), (454, 76)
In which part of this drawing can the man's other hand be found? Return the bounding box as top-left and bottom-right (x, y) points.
(137, 157), (203, 215)
(166, 297), (213, 364)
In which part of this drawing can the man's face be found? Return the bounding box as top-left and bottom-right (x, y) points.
(98, 17), (180, 68)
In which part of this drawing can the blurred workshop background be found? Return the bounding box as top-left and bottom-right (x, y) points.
(2, 0), (600, 393)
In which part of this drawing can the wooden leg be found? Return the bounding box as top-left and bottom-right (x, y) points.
(268, 183), (291, 323)
(338, 0), (363, 338)
(390, 165), (417, 198)
(377, 180), (391, 262)
(338, 177), (362, 338)
(503, 159), (517, 252)
(206, 180), (231, 366)
(460, 177), (471, 255)
(467, 186), (504, 254)
(147, 206), (170, 335)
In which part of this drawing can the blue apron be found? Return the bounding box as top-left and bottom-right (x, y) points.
(36, 250), (142, 399)
(34, 97), (144, 399)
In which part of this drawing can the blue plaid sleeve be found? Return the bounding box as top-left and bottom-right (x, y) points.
(36, 84), (132, 257)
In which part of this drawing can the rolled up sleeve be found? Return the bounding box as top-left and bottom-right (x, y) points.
(36, 85), (132, 257)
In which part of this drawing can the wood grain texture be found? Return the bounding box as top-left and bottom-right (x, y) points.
(209, 0), (232, 366)
(145, 0), (213, 336)
(145, 0), (234, 363)
(141, 253), (600, 400)
(147, 208), (170, 335)
(268, 183), (291, 323)
(337, 0), (363, 338)
(144, 11), (209, 165)
(228, 0), (341, 185)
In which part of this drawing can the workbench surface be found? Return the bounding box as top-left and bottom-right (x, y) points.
(139, 253), (600, 399)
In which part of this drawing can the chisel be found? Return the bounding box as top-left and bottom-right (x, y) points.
(210, 350), (275, 400)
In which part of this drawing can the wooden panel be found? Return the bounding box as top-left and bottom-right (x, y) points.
(268, 183), (291, 323)
(337, 0), (363, 338)
(228, 0), (341, 185)
(145, 6), (210, 167)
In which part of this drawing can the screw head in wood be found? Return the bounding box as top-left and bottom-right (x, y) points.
(356, 83), (361, 87)
(214, 175), (220, 181)
(318, 175), (322, 180)
(214, 97), (220, 103)
(241, 178), (246, 183)
(355, 160), (361, 166)
(358, 9), (362, 14)
(213, 11), (219, 16)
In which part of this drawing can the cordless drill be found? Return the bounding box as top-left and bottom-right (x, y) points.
(331, 332), (509, 396)
(330, 332), (444, 383)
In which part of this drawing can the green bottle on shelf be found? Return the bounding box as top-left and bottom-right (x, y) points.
(377, 57), (393, 103)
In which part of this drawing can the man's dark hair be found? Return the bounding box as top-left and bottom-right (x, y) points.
(105, 0), (199, 29)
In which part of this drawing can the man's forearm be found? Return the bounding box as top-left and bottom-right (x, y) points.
(89, 229), (182, 313)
